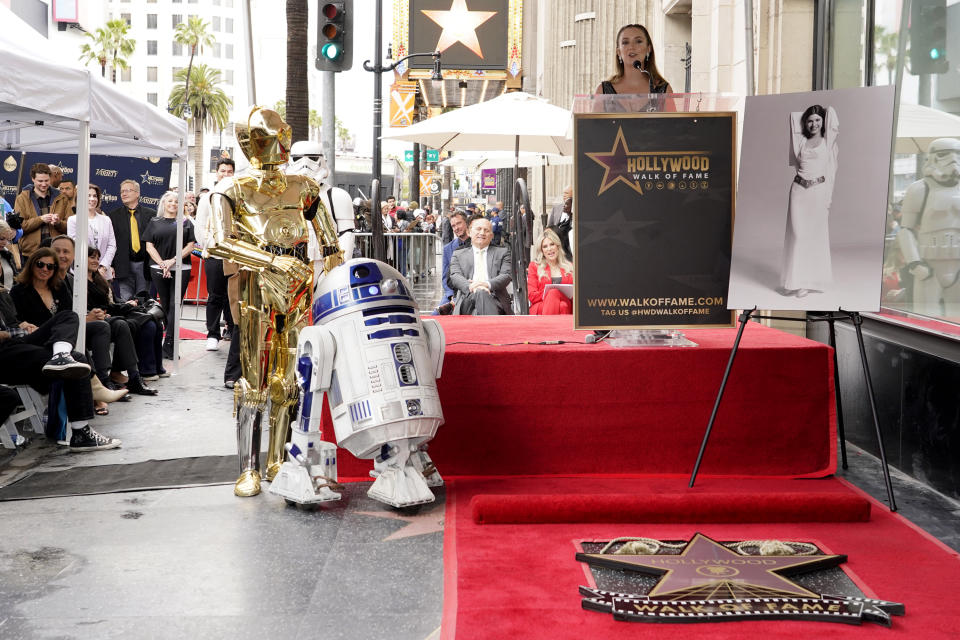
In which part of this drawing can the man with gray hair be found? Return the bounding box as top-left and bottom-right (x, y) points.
(106, 179), (156, 301)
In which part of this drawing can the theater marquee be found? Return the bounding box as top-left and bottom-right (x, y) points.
(574, 112), (737, 330)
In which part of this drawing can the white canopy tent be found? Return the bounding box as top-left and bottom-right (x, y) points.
(0, 11), (189, 361)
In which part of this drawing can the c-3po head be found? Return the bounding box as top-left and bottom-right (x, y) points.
(237, 106), (292, 170)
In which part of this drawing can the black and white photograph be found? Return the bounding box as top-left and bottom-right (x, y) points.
(727, 86), (896, 311)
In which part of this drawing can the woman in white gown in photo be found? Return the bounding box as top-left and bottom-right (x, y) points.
(780, 104), (839, 297)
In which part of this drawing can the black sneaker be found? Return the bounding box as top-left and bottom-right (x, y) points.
(69, 426), (121, 452)
(42, 354), (91, 379)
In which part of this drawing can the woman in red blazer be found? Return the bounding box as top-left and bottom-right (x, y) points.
(527, 228), (574, 315)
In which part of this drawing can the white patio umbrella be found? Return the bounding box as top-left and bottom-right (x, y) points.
(382, 91), (573, 156)
(439, 150), (572, 169)
(896, 103), (960, 154)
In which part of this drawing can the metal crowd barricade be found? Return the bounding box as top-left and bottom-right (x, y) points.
(353, 231), (443, 310)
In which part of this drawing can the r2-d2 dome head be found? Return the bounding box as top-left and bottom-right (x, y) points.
(289, 140), (330, 183)
(312, 258), (418, 325)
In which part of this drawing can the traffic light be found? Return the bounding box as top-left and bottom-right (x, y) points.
(910, 0), (948, 75)
(316, 1), (353, 72)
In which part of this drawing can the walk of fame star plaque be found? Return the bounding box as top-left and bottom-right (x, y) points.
(576, 533), (904, 626)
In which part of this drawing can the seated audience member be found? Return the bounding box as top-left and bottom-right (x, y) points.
(438, 211), (470, 314)
(143, 191), (196, 360)
(527, 228), (574, 315)
(0, 295), (120, 451)
(22, 240), (156, 397)
(1, 219), (20, 288)
(449, 216), (513, 316)
(86, 247), (166, 384)
(67, 184), (117, 281)
(0, 384), (18, 429)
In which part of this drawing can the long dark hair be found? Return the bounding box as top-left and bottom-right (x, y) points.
(800, 104), (827, 139)
(87, 247), (113, 301)
(16, 247), (64, 292)
(607, 24), (667, 91)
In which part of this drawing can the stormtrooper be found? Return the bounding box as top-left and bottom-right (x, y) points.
(285, 141), (357, 279)
(898, 138), (960, 316)
(269, 258), (446, 508)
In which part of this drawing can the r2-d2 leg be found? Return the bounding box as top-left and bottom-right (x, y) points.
(269, 327), (342, 505)
(369, 440), (443, 508)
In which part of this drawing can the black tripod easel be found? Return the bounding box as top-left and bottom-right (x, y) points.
(689, 307), (897, 512)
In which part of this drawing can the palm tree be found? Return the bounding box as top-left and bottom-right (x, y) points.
(174, 16), (216, 117)
(335, 118), (351, 150)
(274, 100), (287, 120)
(80, 19), (136, 83)
(309, 109), (322, 142)
(107, 19), (136, 84)
(285, 0), (309, 141)
(874, 25), (901, 85)
(80, 27), (111, 78)
(169, 64), (232, 190)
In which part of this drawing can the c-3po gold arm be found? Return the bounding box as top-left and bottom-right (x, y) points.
(306, 194), (345, 273)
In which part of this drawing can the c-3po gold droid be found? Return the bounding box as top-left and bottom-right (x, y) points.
(202, 107), (343, 497)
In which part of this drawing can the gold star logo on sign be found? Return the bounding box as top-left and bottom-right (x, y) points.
(422, 0), (497, 58)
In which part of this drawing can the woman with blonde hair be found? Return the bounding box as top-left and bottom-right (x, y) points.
(143, 190), (196, 358)
(527, 228), (574, 315)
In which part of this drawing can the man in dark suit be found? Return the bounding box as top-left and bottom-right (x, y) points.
(106, 179), (157, 301)
(449, 216), (513, 315)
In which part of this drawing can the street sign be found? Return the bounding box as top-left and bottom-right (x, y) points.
(404, 150), (415, 162)
(426, 149), (439, 162)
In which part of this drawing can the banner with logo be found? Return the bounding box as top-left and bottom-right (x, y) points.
(390, 81), (417, 128)
(481, 168), (497, 192)
(573, 112), (737, 329)
(419, 170), (434, 198)
(1, 152), (172, 211)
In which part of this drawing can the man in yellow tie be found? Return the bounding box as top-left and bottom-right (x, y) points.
(106, 179), (156, 301)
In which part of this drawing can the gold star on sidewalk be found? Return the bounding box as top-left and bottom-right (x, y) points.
(422, 0), (497, 59)
(355, 501), (445, 541)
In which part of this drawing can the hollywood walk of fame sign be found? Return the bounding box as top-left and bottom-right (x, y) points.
(576, 533), (905, 626)
(573, 110), (736, 330)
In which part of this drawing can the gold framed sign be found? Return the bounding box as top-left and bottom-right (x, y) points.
(573, 111), (737, 330)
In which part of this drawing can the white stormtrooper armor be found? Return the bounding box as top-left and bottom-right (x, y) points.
(898, 138), (960, 316)
(269, 258), (446, 508)
(286, 141), (357, 285)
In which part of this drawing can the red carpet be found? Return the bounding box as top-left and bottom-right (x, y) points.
(178, 327), (206, 340)
(335, 316), (837, 479)
(441, 477), (960, 639)
(470, 491), (871, 524)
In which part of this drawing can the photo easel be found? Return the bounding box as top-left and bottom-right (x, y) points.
(689, 307), (897, 511)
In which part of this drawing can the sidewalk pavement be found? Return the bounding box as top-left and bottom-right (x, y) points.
(0, 323), (444, 640)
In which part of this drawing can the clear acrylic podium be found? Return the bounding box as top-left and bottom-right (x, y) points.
(572, 92), (742, 348)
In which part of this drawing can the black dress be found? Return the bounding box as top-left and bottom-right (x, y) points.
(141, 216), (196, 350)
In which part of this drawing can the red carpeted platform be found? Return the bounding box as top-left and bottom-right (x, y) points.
(441, 477), (960, 639)
(335, 316), (837, 479)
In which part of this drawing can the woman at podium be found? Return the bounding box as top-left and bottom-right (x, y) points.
(780, 104), (839, 298)
(527, 229), (573, 315)
(595, 24), (673, 95)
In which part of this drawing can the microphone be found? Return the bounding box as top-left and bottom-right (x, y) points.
(633, 59), (648, 74)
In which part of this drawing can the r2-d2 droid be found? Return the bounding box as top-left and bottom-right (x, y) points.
(270, 258), (445, 508)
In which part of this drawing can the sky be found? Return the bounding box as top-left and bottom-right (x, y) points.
(251, 0), (405, 160)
